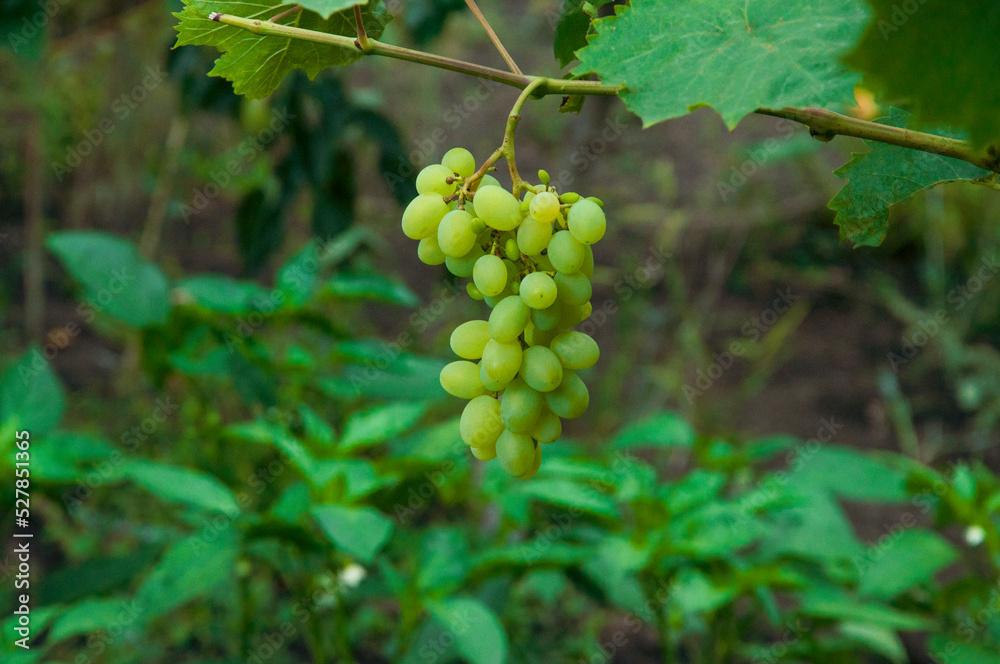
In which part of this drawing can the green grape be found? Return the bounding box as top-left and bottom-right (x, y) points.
(460, 395), (504, 448)
(519, 272), (558, 310)
(548, 230), (586, 273)
(471, 441), (497, 461)
(518, 443), (542, 478)
(581, 244), (595, 278)
(470, 216), (487, 234)
(500, 378), (544, 433)
(401, 194), (449, 240)
(488, 295), (530, 342)
(480, 362), (509, 392)
(567, 199), (607, 244)
(520, 346), (563, 392)
(477, 174), (501, 190)
(534, 254), (555, 272)
(440, 360), (488, 399)
(473, 254), (507, 297)
(437, 209), (478, 258)
(464, 201), (478, 219)
(504, 237), (520, 261)
(529, 191), (560, 223)
(531, 407), (562, 444)
(545, 370), (589, 419)
(580, 301), (593, 320)
(550, 330), (600, 370)
(524, 322), (555, 347)
(481, 339), (522, 385)
(559, 191), (581, 205)
(496, 430), (536, 477)
(555, 270), (592, 306)
(416, 164), (457, 196)
(586, 196), (604, 207)
(450, 320), (491, 360)
(445, 244), (485, 277)
(474, 185), (521, 231)
(516, 218), (552, 256)
(532, 299), (563, 331)
(417, 234), (446, 265)
(442, 147), (476, 178)
(467, 282), (484, 300)
(538, 169), (551, 185)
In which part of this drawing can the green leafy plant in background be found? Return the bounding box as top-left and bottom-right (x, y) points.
(2, 1), (1000, 664)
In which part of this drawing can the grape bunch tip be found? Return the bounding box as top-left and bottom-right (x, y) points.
(401, 147), (606, 479)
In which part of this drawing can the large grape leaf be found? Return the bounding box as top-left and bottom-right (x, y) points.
(552, 0), (612, 67)
(574, 0), (870, 128)
(298, 0), (367, 18)
(845, 0), (1000, 147)
(174, 0), (392, 98)
(828, 108), (994, 247)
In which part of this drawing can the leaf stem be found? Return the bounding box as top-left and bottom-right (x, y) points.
(464, 0), (522, 75)
(207, 12), (622, 96)
(353, 4), (371, 52)
(756, 106), (1000, 174)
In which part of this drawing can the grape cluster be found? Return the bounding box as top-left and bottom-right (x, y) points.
(401, 148), (605, 479)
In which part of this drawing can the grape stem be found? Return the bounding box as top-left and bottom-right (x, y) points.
(464, 0), (522, 75)
(206, 12), (1000, 174)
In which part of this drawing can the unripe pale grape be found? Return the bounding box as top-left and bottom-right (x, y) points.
(473, 254), (507, 297)
(416, 164), (457, 196)
(418, 234), (446, 265)
(529, 191), (560, 223)
(550, 331), (599, 370)
(471, 441), (497, 460)
(402, 194), (449, 240)
(548, 230), (586, 274)
(555, 270), (592, 306)
(532, 300), (563, 331)
(437, 209), (477, 258)
(476, 174), (501, 190)
(559, 191), (580, 205)
(496, 430), (536, 476)
(488, 295), (530, 342)
(524, 323), (555, 347)
(545, 370), (589, 419)
(450, 320), (491, 359)
(517, 218), (552, 256)
(500, 379), (544, 433)
(557, 302), (586, 329)
(467, 282), (484, 300)
(581, 301), (593, 320)
(480, 362), (509, 392)
(440, 361), (488, 399)
(504, 237), (520, 261)
(460, 395), (504, 448)
(518, 444), (542, 479)
(531, 407), (562, 443)
(445, 244), (484, 278)
(519, 272), (558, 310)
(442, 147), (476, 178)
(474, 185), (521, 231)
(567, 198), (606, 244)
(481, 339), (522, 385)
(534, 254), (555, 272)
(520, 346), (563, 392)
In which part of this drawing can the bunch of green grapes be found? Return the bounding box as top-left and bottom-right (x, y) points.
(400, 147), (605, 479)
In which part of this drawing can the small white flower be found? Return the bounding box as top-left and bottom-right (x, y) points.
(965, 525), (986, 547)
(339, 563), (367, 588)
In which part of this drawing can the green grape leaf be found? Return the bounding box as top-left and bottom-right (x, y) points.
(135, 530), (239, 622)
(174, 275), (274, 314)
(425, 597), (509, 664)
(0, 348), (65, 436)
(297, 0), (368, 19)
(552, 0), (612, 67)
(340, 401), (431, 450)
(574, 0), (869, 128)
(122, 459), (240, 514)
(926, 637), (999, 664)
(48, 597), (135, 643)
(858, 529), (958, 599)
(610, 411), (694, 449)
(174, 0), (392, 99)
(311, 504), (393, 561)
(828, 108), (993, 247)
(47, 231), (171, 328)
(844, 0), (1000, 147)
